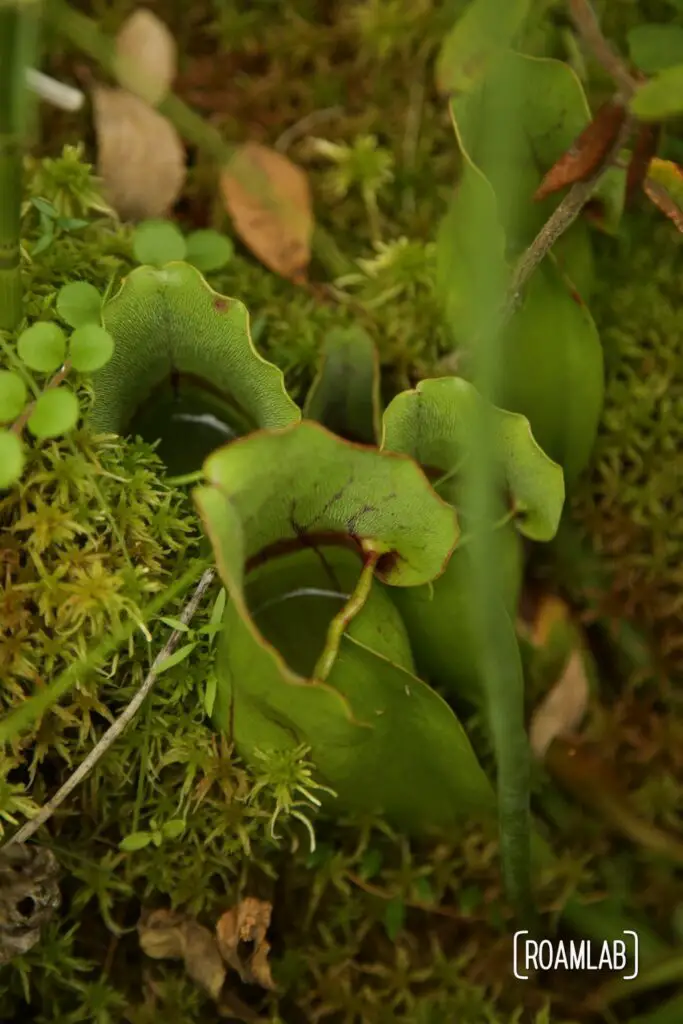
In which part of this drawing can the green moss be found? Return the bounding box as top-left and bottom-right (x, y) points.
(572, 208), (683, 674)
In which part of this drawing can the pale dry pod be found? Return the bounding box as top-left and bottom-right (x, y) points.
(92, 85), (186, 221)
(220, 142), (313, 283)
(114, 8), (177, 106)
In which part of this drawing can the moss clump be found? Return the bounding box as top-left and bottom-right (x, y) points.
(571, 209), (683, 674)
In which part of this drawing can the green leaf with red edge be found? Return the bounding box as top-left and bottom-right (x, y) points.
(193, 420), (496, 833)
(90, 262), (300, 455)
(381, 376), (565, 542)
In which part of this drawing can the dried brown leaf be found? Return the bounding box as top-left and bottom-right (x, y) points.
(643, 157), (683, 233)
(220, 143), (313, 282)
(93, 85), (186, 221)
(529, 647), (590, 759)
(114, 9), (177, 106)
(530, 594), (568, 647)
(216, 897), (276, 990)
(534, 101), (627, 201)
(138, 908), (226, 1000)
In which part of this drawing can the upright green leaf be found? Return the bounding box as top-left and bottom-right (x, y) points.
(388, 527), (523, 706)
(451, 51), (620, 251)
(435, 0), (530, 95)
(435, 128), (507, 344)
(496, 261), (604, 486)
(304, 326), (381, 444)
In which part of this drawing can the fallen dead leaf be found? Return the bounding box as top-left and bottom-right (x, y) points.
(0, 845), (61, 965)
(534, 101), (627, 201)
(529, 647), (590, 759)
(92, 85), (186, 220)
(220, 143), (313, 283)
(114, 8), (177, 106)
(138, 907), (226, 1000)
(216, 897), (276, 991)
(643, 157), (683, 233)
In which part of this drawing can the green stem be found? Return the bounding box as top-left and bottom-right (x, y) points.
(46, 0), (355, 279)
(0, 0), (41, 331)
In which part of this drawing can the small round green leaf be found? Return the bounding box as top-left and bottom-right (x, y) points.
(132, 219), (187, 267)
(185, 230), (234, 272)
(17, 322), (67, 373)
(0, 371), (27, 422)
(56, 281), (103, 327)
(0, 430), (25, 489)
(630, 64), (683, 121)
(627, 24), (683, 74)
(69, 324), (115, 372)
(119, 831), (152, 852)
(27, 387), (79, 439)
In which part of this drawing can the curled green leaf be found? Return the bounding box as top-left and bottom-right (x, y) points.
(381, 377), (565, 541)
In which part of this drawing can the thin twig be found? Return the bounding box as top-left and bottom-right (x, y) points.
(4, 567), (216, 850)
(502, 114), (634, 323)
(568, 0), (638, 98)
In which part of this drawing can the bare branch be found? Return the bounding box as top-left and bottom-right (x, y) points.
(568, 0), (637, 98)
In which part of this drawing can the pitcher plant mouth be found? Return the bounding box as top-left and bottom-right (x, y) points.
(244, 545), (362, 679)
(127, 370), (255, 475)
